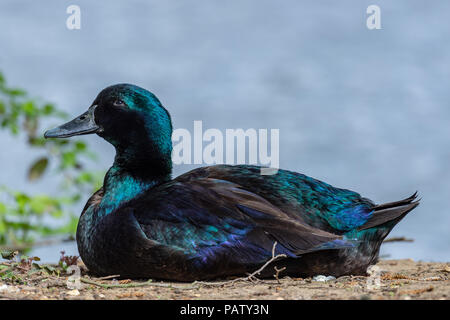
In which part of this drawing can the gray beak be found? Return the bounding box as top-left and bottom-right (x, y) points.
(44, 105), (101, 139)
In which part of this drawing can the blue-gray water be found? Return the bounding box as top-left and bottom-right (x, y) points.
(0, 1), (449, 263)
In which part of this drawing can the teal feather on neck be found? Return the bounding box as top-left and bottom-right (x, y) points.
(98, 167), (160, 217)
(92, 84), (173, 216)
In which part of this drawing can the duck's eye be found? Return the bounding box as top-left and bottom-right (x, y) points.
(113, 99), (126, 107)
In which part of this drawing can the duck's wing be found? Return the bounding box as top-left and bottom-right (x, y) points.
(131, 178), (354, 269)
(175, 165), (376, 233)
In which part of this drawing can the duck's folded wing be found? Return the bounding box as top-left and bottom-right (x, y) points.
(131, 178), (355, 265)
(176, 165), (375, 233)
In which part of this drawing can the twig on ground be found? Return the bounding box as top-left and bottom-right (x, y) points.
(80, 278), (199, 290)
(96, 274), (121, 280)
(193, 241), (287, 287)
(274, 266), (286, 283)
(242, 241), (287, 282)
(383, 237), (414, 243)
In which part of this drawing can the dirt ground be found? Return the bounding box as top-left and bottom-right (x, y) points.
(0, 259), (448, 300)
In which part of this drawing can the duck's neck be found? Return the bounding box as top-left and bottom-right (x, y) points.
(98, 147), (172, 218)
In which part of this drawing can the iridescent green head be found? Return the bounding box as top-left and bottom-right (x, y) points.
(45, 84), (173, 177)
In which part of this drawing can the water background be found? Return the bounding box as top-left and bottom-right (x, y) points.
(0, 1), (449, 262)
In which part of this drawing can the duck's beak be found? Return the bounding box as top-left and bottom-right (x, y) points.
(44, 105), (101, 139)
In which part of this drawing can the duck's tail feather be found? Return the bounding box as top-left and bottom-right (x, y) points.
(357, 192), (420, 231)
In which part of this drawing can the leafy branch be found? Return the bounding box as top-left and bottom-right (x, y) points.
(0, 71), (103, 250)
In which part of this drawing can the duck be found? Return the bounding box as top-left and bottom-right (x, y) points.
(44, 84), (419, 281)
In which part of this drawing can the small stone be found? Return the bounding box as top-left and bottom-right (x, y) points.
(66, 289), (80, 296)
(421, 276), (440, 281)
(312, 275), (336, 282)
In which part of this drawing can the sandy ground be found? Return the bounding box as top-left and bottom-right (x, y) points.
(0, 259), (448, 300)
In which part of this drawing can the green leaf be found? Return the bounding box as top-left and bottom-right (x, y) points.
(42, 104), (55, 115)
(14, 192), (30, 211)
(75, 172), (93, 184)
(27, 157), (48, 181)
(1, 250), (18, 260)
(61, 151), (76, 168)
(6, 88), (26, 96)
(74, 141), (86, 152)
(0, 202), (6, 215)
(10, 123), (18, 135)
(22, 101), (36, 115)
(28, 137), (46, 147)
(49, 209), (63, 218)
(29, 195), (56, 215)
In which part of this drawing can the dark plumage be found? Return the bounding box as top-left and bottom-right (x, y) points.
(44, 84), (419, 281)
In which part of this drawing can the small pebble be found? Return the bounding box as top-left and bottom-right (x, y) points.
(66, 289), (80, 296)
(421, 276), (440, 281)
(313, 275), (336, 282)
